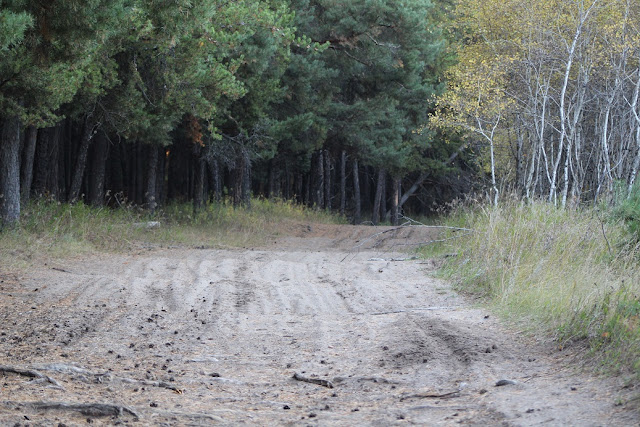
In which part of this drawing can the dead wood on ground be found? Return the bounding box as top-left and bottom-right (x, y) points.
(292, 373), (334, 388)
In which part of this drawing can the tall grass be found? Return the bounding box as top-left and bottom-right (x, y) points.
(1, 197), (342, 269)
(425, 200), (640, 377)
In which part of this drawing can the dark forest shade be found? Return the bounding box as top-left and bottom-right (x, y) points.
(0, 0), (475, 225)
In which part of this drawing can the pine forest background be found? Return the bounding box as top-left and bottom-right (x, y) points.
(1, 0), (639, 228)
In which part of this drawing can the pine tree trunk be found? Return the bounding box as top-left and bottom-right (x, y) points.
(390, 177), (400, 226)
(193, 155), (205, 212)
(20, 125), (37, 203)
(68, 119), (95, 202)
(372, 168), (385, 225)
(268, 159), (276, 199)
(89, 131), (109, 207)
(135, 142), (144, 205)
(380, 172), (387, 222)
(242, 148), (251, 208)
(304, 173), (311, 206)
(155, 146), (165, 207)
(146, 144), (158, 213)
(340, 151), (346, 216)
(47, 124), (61, 200)
(284, 164), (291, 200)
(0, 115), (21, 228)
(362, 165), (371, 213)
(33, 127), (52, 197)
(315, 151), (324, 209)
(296, 173), (303, 204)
(324, 150), (331, 211)
(353, 158), (361, 224)
(232, 154), (243, 207)
(207, 157), (221, 202)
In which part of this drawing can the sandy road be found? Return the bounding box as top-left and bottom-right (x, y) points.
(0, 225), (637, 425)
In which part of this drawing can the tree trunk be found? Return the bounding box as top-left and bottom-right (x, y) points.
(242, 148), (251, 208)
(380, 171), (387, 221)
(340, 150), (346, 216)
(362, 165), (371, 213)
(20, 125), (37, 203)
(146, 144), (158, 213)
(208, 157), (221, 202)
(193, 154), (205, 212)
(89, 131), (109, 207)
(135, 142), (144, 205)
(33, 127), (53, 197)
(324, 150), (331, 210)
(372, 168), (385, 225)
(353, 158), (361, 224)
(268, 159), (276, 199)
(47, 124), (62, 200)
(296, 173), (303, 204)
(315, 151), (324, 209)
(390, 177), (400, 226)
(155, 146), (165, 207)
(68, 119), (95, 202)
(305, 174), (310, 206)
(0, 115), (21, 228)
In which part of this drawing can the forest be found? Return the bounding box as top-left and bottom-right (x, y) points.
(1, 0), (639, 228)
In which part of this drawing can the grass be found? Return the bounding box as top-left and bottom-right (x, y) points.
(0, 197), (343, 269)
(421, 199), (640, 379)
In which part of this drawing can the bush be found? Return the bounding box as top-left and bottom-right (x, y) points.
(427, 199), (640, 378)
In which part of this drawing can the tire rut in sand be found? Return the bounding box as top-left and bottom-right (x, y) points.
(0, 231), (637, 426)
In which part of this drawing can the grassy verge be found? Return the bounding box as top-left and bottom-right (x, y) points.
(1, 197), (342, 269)
(421, 200), (640, 378)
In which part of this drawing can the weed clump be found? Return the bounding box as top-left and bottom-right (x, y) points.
(0, 197), (342, 268)
(427, 200), (640, 378)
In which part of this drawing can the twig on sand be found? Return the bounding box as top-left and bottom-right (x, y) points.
(292, 373), (334, 388)
(341, 216), (475, 262)
(120, 378), (183, 393)
(4, 401), (139, 419)
(333, 376), (400, 385)
(400, 215), (475, 233)
(370, 307), (459, 315)
(151, 409), (224, 422)
(400, 389), (461, 401)
(37, 364), (183, 393)
(390, 232), (475, 247)
(0, 365), (65, 390)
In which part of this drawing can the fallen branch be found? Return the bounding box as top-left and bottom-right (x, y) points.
(0, 365), (64, 390)
(292, 373), (334, 389)
(333, 376), (400, 385)
(37, 364), (183, 393)
(400, 390), (461, 401)
(151, 410), (224, 422)
(401, 215), (475, 233)
(121, 378), (183, 393)
(370, 307), (459, 315)
(3, 401), (139, 419)
(390, 233), (475, 247)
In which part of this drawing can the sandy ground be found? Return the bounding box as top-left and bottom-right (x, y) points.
(0, 224), (637, 426)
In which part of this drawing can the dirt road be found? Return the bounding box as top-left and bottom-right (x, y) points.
(0, 225), (636, 425)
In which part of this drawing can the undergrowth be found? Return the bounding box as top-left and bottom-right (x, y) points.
(422, 200), (640, 379)
(0, 197), (342, 268)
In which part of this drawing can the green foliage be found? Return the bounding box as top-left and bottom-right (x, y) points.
(268, 0), (447, 174)
(0, 7), (32, 50)
(0, 0), (133, 126)
(612, 182), (640, 243)
(426, 200), (640, 378)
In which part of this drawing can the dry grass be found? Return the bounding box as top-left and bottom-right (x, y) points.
(424, 200), (640, 378)
(0, 197), (342, 269)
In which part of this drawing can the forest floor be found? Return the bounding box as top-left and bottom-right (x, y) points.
(0, 223), (638, 426)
